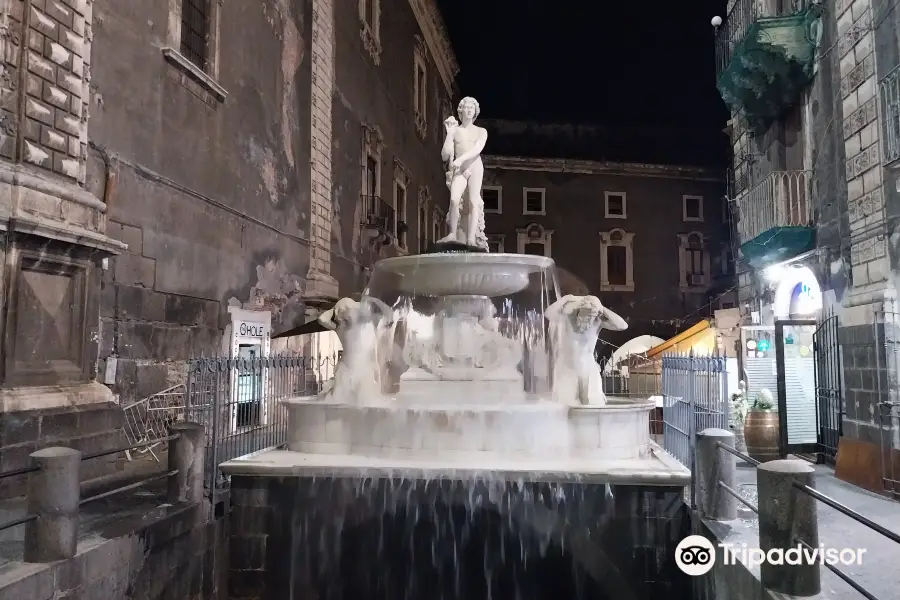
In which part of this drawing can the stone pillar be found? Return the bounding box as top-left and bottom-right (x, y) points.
(306, 0), (339, 301)
(23, 447), (81, 562)
(757, 459), (820, 596)
(167, 422), (206, 505)
(695, 428), (737, 520)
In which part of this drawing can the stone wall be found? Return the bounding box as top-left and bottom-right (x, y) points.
(731, 1), (847, 315)
(0, 502), (225, 600)
(330, 0), (457, 293)
(89, 0), (316, 404)
(482, 151), (732, 349)
(227, 474), (693, 599)
(89, 0), (461, 405)
(0, 401), (124, 498)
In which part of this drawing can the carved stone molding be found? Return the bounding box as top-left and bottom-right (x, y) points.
(516, 223), (553, 256)
(408, 0), (459, 95)
(393, 158), (411, 187)
(359, 0), (382, 65)
(418, 185), (430, 206)
(362, 123), (384, 155)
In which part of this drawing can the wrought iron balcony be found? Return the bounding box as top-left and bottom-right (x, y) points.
(736, 170), (814, 267)
(715, 0), (821, 134)
(361, 195), (395, 237)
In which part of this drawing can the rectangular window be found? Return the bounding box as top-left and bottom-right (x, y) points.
(180, 0), (210, 70)
(683, 195), (704, 221)
(523, 243), (544, 255)
(880, 64), (900, 164)
(523, 188), (545, 215)
(607, 245), (627, 286)
(605, 192), (627, 219)
(721, 247), (733, 276)
(433, 212), (441, 242)
(483, 187), (502, 214)
(487, 235), (504, 253)
(418, 204), (429, 252)
(415, 63), (427, 114)
(363, 0), (376, 27)
(687, 249), (704, 275)
(395, 183), (407, 249)
(365, 156), (378, 197)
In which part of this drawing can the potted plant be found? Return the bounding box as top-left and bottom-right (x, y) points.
(743, 389), (780, 463)
(729, 381), (749, 453)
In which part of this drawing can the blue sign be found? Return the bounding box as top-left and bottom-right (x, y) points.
(757, 339), (770, 352)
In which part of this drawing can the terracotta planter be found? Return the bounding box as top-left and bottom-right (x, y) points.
(743, 410), (781, 463)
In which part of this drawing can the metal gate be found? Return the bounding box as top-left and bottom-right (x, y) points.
(774, 319), (818, 457)
(774, 314), (842, 462)
(813, 312), (842, 464)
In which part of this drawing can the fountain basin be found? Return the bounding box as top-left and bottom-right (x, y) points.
(284, 397), (654, 461)
(372, 252), (554, 297)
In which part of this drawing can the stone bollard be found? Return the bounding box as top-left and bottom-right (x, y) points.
(167, 422), (206, 504)
(757, 459), (820, 596)
(695, 428), (738, 520)
(24, 447), (82, 562)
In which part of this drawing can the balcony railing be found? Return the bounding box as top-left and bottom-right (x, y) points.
(715, 0), (811, 76)
(736, 170), (811, 243)
(361, 195), (395, 237)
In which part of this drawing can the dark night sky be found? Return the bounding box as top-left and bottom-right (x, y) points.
(436, 0), (730, 164)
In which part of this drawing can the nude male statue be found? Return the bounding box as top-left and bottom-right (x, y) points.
(439, 97), (488, 250)
(545, 295), (628, 406)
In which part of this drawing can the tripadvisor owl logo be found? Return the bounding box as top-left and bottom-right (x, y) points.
(675, 536), (716, 576)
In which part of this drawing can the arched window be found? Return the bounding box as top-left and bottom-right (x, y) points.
(516, 223), (553, 257)
(678, 232), (709, 290)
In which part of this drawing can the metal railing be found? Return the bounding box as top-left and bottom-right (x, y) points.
(661, 352), (730, 470)
(715, 0), (811, 77)
(736, 170), (812, 243)
(185, 353), (338, 493)
(122, 383), (186, 462)
(699, 437), (900, 599)
(0, 423), (204, 563)
(362, 194), (396, 237)
(879, 64), (900, 166)
(715, 0), (759, 76)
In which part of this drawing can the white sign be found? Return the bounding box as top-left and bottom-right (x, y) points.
(236, 321), (268, 338)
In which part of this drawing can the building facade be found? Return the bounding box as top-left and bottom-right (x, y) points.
(0, 0), (458, 490)
(716, 0), (900, 480)
(479, 121), (733, 352)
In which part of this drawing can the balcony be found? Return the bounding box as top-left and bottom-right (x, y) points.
(736, 170), (814, 267)
(361, 195), (395, 237)
(715, 0), (822, 134)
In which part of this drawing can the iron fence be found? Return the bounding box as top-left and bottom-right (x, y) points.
(661, 352), (729, 470)
(185, 353), (339, 492)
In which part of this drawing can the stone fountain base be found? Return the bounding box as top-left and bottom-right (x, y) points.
(221, 397), (689, 487)
(284, 397), (654, 461)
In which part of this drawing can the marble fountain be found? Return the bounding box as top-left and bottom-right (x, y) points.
(218, 97), (691, 600)
(220, 249), (687, 482)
